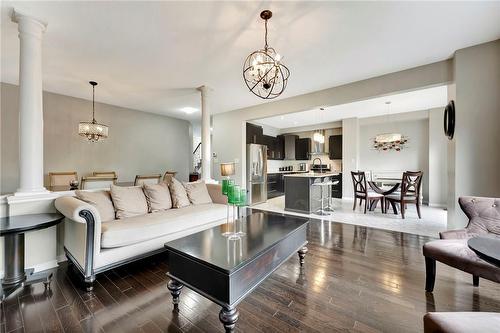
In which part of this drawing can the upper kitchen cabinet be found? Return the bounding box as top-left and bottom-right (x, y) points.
(295, 138), (311, 160)
(246, 122), (263, 144)
(329, 135), (342, 159)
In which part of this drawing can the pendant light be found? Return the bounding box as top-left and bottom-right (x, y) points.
(372, 101), (408, 151)
(243, 10), (290, 99)
(78, 81), (109, 142)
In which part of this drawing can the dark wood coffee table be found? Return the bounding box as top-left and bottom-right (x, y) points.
(468, 235), (500, 267)
(164, 211), (309, 332)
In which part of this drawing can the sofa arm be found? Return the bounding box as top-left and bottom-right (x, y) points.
(55, 196), (101, 284)
(206, 183), (228, 204)
(439, 229), (468, 239)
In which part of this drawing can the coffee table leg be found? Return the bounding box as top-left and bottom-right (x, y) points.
(219, 306), (239, 333)
(167, 279), (183, 309)
(298, 246), (308, 266)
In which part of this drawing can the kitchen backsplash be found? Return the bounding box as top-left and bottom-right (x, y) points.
(267, 156), (342, 173)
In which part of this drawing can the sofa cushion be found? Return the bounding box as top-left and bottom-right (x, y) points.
(100, 203), (228, 248)
(169, 178), (190, 208)
(143, 182), (172, 212)
(75, 190), (115, 222)
(423, 239), (500, 283)
(184, 180), (212, 205)
(110, 185), (149, 219)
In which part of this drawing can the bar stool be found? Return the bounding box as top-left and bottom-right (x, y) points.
(311, 180), (331, 216)
(323, 179), (340, 212)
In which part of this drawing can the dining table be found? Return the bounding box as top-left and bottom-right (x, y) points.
(367, 178), (401, 211)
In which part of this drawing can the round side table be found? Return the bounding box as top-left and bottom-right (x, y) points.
(0, 213), (64, 302)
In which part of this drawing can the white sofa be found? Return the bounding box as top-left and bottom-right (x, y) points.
(55, 183), (228, 290)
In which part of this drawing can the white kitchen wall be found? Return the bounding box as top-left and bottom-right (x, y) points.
(359, 114), (430, 203)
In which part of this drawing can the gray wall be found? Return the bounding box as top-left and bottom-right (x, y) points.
(450, 39), (500, 228)
(359, 115), (430, 202)
(1, 83), (191, 194)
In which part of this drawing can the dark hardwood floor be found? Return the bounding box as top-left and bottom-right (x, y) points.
(2, 220), (500, 333)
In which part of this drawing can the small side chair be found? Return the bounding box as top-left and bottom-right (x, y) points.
(423, 196), (500, 292)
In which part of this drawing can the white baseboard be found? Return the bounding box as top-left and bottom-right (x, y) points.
(429, 203), (447, 209)
(0, 259), (59, 279)
(57, 254), (67, 263)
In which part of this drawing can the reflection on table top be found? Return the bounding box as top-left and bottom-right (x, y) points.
(164, 211), (309, 274)
(48, 181), (135, 192)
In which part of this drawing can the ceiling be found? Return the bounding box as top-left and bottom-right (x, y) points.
(254, 85), (448, 129)
(1, 2), (499, 122)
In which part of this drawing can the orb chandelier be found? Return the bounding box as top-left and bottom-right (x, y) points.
(243, 10), (290, 99)
(372, 101), (408, 151)
(78, 81), (108, 142)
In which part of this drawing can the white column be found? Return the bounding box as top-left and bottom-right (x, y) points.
(11, 10), (48, 195)
(197, 85), (212, 181)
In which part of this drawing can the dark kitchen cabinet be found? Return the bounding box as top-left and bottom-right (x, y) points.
(295, 138), (311, 160)
(329, 135), (342, 159)
(246, 123), (263, 144)
(263, 135), (285, 160)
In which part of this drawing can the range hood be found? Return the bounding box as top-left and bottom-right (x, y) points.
(310, 129), (326, 155)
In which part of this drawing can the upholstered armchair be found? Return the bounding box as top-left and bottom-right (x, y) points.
(423, 196), (500, 292)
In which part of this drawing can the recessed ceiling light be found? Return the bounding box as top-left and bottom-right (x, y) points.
(280, 115), (285, 120)
(181, 107), (198, 114)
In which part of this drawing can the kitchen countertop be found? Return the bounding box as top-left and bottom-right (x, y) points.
(283, 172), (341, 178)
(267, 171), (308, 174)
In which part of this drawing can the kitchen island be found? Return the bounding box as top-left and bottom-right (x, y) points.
(284, 172), (341, 214)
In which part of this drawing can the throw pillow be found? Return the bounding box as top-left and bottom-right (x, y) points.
(169, 177), (191, 208)
(110, 185), (149, 219)
(75, 190), (116, 222)
(183, 181), (213, 205)
(143, 182), (172, 212)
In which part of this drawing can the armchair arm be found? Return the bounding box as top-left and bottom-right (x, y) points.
(206, 183), (228, 205)
(439, 229), (469, 239)
(55, 196), (101, 283)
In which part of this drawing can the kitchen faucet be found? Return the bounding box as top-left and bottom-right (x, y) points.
(312, 157), (323, 173)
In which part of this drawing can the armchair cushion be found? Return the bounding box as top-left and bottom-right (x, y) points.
(459, 196), (500, 236)
(439, 229), (468, 239)
(75, 190), (115, 222)
(423, 239), (500, 283)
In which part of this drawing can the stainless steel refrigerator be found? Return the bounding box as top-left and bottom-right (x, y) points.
(247, 143), (267, 205)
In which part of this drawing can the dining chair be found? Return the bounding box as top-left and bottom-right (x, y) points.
(134, 174), (162, 186)
(351, 171), (385, 214)
(49, 171), (78, 187)
(163, 171), (177, 184)
(80, 176), (117, 189)
(93, 171), (117, 178)
(385, 171), (423, 219)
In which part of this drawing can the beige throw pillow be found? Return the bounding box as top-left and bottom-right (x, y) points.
(184, 181), (213, 205)
(75, 190), (116, 222)
(143, 182), (172, 212)
(169, 178), (191, 208)
(110, 185), (149, 219)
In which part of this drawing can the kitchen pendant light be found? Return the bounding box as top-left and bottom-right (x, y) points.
(243, 10), (290, 99)
(78, 81), (108, 142)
